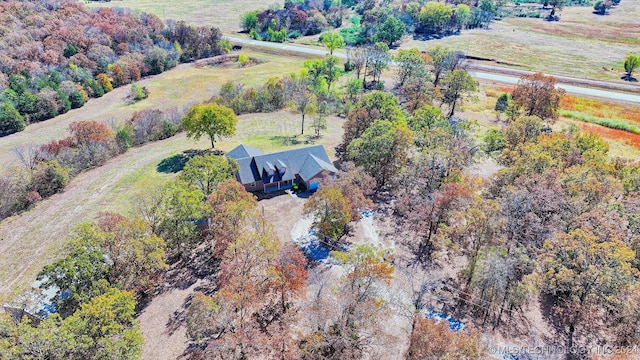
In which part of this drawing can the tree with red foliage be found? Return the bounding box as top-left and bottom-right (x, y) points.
(68, 121), (115, 145)
(512, 73), (564, 123)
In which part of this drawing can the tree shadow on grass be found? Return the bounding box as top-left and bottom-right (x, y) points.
(270, 135), (318, 147)
(157, 149), (202, 173)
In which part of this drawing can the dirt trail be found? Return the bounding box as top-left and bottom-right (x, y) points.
(137, 281), (202, 360)
(0, 134), (208, 295)
(0, 64), (197, 172)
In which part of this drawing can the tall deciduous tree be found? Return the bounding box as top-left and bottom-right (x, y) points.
(95, 213), (167, 293)
(624, 53), (640, 80)
(511, 72), (564, 123)
(178, 154), (238, 196)
(347, 119), (413, 187)
(394, 48), (428, 88)
(303, 184), (353, 242)
(321, 31), (345, 55)
(61, 289), (143, 360)
(406, 316), (486, 359)
(342, 90), (405, 147)
(0, 289), (143, 360)
(376, 15), (405, 46)
(181, 103), (237, 148)
(419, 2), (453, 34)
(285, 71), (317, 135)
(364, 42), (391, 84)
(426, 45), (462, 86)
(304, 55), (342, 91)
(156, 181), (210, 254)
(37, 246), (111, 317)
(539, 229), (639, 352)
(440, 69), (478, 117)
(300, 244), (394, 359)
(207, 179), (258, 257)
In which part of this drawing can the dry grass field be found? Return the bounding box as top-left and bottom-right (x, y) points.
(87, 0), (272, 32)
(0, 50), (302, 172)
(479, 79), (640, 158)
(402, 1), (640, 81)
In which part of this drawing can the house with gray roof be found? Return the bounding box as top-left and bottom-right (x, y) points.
(227, 144), (337, 193)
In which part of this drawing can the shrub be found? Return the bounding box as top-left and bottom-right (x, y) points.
(241, 10), (259, 32)
(96, 73), (113, 93)
(115, 125), (134, 152)
(162, 121), (178, 139)
(237, 54), (250, 67)
(24, 191), (42, 207)
(69, 121), (115, 145)
(483, 128), (506, 152)
(288, 30), (303, 39)
(84, 79), (105, 98)
(594, 0), (608, 14)
(68, 90), (86, 109)
(250, 29), (262, 40)
(130, 83), (149, 101)
(495, 93), (510, 112)
(0, 103), (26, 135)
(128, 108), (182, 144)
(267, 28), (287, 43)
(29, 160), (70, 198)
(0, 176), (23, 220)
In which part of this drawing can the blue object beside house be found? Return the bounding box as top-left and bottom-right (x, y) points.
(227, 144), (337, 193)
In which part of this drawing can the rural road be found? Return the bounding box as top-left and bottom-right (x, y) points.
(226, 36), (640, 104)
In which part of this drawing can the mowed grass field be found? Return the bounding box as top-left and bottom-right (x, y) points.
(0, 50), (348, 300)
(86, 0), (272, 32)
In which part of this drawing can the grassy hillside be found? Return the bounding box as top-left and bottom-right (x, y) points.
(0, 50), (302, 172)
(87, 0), (275, 32)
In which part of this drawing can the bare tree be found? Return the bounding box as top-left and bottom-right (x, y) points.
(352, 47), (368, 81)
(11, 144), (41, 173)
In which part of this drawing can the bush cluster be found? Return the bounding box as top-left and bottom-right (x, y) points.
(216, 79), (286, 115)
(0, 108), (184, 222)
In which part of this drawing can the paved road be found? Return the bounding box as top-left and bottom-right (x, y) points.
(468, 71), (640, 103)
(226, 36), (640, 104)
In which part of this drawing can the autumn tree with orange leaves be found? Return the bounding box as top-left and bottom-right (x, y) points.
(511, 72), (564, 123)
(186, 209), (308, 359)
(405, 316), (486, 359)
(299, 244), (395, 359)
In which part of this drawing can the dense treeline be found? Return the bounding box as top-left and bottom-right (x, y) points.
(0, 0), (227, 136)
(242, 0), (498, 45)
